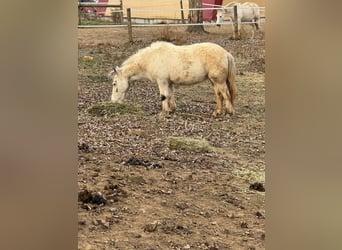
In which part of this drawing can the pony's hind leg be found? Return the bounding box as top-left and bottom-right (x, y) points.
(212, 84), (224, 117)
(217, 82), (234, 115)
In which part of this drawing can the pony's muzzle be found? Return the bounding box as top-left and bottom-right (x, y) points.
(111, 93), (125, 104)
(111, 97), (123, 104)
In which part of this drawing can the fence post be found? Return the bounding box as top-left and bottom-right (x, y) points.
(78, 5), (81, 25)
(127, 8), (133, 43)
(180, 0), (185, 24)
(119, 0), (123, 24)
(111, 11), (116, 23)
(233, 5), (240, 39)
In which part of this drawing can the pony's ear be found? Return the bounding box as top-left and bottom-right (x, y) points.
(108, 66), (122, 79)
(115, 66), (121, 73)
(108, 70), (115, 79)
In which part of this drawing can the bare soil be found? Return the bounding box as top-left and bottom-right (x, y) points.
(78, 25), (265, 250)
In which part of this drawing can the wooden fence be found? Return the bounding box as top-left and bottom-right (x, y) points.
(78, 3), (265, 43)
(78, 1), (123, 24)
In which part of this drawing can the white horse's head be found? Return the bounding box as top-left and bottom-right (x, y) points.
(216, 9), (224, 27)
(109, 66), (129, 103)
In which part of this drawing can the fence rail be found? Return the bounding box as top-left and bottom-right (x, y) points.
(78, 1), (123, 25)
(78, 3), (122, 8)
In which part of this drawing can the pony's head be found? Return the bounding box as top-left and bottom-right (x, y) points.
(108, 66), (129, 103)
(216, 9), (224, 26)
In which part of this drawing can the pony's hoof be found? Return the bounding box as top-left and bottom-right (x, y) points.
(224, 110), (235, 116)
(159, 111), (172, 118)
(212, 110), (222, 117)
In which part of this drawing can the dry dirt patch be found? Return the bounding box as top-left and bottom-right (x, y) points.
(78, 26), (265, 249)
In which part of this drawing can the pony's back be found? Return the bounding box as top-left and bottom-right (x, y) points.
(122, 41), (175, 67)
(242, 2), (260, 17)
(150, 41), (175, 49)
(123, 41), (231, 73)
(225, 1), (239, 7)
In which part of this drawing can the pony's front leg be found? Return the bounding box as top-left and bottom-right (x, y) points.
(255, 18), (260, 30)
(168, 84), (176, 113)
(161, 95), (170, 114)
(157, 80), (172, 114)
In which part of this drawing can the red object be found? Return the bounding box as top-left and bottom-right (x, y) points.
(202, 0), (223, 21)
(96, 0), (108, 16)
(81, 0), (109, 17)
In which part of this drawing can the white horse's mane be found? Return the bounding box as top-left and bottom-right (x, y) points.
(150, 41), (175, 48)
(122, 41), (174, 67)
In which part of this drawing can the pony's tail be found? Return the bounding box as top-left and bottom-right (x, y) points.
(227, 54), (237, 105)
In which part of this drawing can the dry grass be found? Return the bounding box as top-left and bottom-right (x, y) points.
(168, 136), (215, 152)
(88, 101), (144, 117)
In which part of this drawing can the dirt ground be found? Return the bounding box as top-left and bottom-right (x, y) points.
(78, 25), (265, 249)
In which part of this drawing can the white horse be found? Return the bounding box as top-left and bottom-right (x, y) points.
(109, 41), (237, 117)
(216, 2), (260, 34)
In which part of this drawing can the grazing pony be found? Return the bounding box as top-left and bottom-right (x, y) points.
(109, 41), (237, 116)
(216, 2), (260, 36)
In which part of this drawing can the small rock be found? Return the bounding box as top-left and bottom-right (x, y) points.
(261, 232), (266, 240)
(144, 222), (158, 232)
(175, 202), (189, 210)
(200, 211), (211, 218)
(92, 192), (107, 205)
(78, 220), (86, 225)
(92, 219), (99, 226)
(78, 142), (90, 153)
(109, 208), (117, 212)
(125, 157), (151, 167)
(78, 190), (107, 205)
(103, 222), (110, 228)
(83, 55), (94, 62)
(249, 182), (265, 192)
(150, 163), (163, 169)
(81, 204), (92, 210)
(131, 232), (142, 238)
(138, 208), (146, 214)
(256, 211), (265, 219)
(78, 189), (92, 203)
(97, 219), (110, 229)
(240, 221), (249, 228)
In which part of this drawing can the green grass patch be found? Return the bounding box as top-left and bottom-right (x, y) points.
(234, 167), (265, 184)
(88, 101), (144, 117)
(168, 137), (214, 153)
(79, 20), (117, 26)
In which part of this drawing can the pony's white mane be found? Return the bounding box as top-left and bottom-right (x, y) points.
(150, 41), (175, 48)
(122, 41), (174, 67)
